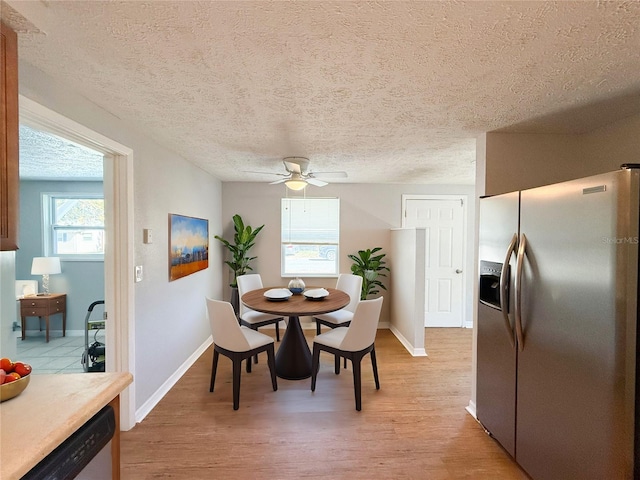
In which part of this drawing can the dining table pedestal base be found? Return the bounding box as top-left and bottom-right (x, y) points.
(241, 287), (349, 381)
(275, 315), (312, 380)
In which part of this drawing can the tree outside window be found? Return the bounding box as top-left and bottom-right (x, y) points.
(44, 194), (105, 259)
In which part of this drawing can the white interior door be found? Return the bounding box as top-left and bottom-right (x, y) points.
(404, 197), (464, 327)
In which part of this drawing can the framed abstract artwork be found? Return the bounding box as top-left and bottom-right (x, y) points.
(169, 214), (209, 281)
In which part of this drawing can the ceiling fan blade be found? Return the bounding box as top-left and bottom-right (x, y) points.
(243, 170), (287, 177)
(306, 178), (328, 187)
(311, 171), (348, 178)
(269, 178), (286, 185)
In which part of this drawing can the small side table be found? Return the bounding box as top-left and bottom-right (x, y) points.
(20, 293), (67, 343)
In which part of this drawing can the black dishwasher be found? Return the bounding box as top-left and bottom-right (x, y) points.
(22, 405), (115, 480)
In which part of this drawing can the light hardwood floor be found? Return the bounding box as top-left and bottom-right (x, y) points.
(121, 328), (529, 479)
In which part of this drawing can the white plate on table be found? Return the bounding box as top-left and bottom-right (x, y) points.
(264, 288), (293, 301)
(303, 288), (329, 300)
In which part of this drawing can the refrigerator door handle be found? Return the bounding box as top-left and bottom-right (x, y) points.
(515, 233), (527, 351)
(500, 233), (518, 348)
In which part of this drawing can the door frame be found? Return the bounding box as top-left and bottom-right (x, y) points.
(20, 96), (136, 430)
(401, 194), (469, 327)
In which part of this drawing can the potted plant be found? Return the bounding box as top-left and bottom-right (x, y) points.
(348, 247), (390, 300)
(214, 214), (264, 312)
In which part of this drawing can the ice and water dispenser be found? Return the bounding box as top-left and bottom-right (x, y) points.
(479, 260), (508, 311)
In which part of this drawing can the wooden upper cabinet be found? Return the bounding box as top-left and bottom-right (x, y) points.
(1, 21), (19, 251)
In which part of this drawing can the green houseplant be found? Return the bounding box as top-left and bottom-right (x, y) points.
(348, 247), (390, 300)
(214, 214), (264, 288)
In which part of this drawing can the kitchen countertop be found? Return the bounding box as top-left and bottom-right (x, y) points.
(0, 372), (133, 480)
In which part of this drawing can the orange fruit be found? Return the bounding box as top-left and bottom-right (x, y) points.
(0, 357), (13, 373)
(3, 372), (20, 384)
(13, 362), (32, 377)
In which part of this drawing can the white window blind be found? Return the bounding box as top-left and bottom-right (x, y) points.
(281, 198), (340, 277)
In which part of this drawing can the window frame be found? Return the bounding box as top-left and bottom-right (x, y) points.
(42, 192), (105, 262)
(281, 197), (340, 278)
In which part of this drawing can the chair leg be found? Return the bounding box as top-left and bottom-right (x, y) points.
(250, 326), (259, 365)
(246, 356), (252, 373)
(232, 356), (242, 410)
(210, 349), (219, 392)
(333, 352), (347, 371)
(267, 344), (278, 391)
(371, 346), (380, 390)
(316, 321), (321, 336)
(342, 322), (350, 369)
(311, 343), (321, 392)
(353, 352), (363, 411)
(276, 320), (281, 342)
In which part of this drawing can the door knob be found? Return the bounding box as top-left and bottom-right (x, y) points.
(455, 269), (463, 274)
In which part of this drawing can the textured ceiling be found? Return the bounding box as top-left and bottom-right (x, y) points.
(4, 1), (640, 185)
(19, 125), (104, 180)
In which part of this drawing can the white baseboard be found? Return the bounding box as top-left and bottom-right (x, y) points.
(135, 335), (213, 424)
(389, 324), (427, 356)
(466, 400), (477, 419)
(18, 329), (86, 337)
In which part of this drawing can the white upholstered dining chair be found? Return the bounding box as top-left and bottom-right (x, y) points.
(311, 296), (383, 411)
(313, 273), (362, 335)
(237, 274), (283, 342)
(206, 298), (277, 410)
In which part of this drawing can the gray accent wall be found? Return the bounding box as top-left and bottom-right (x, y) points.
(16, 180), (105, 332)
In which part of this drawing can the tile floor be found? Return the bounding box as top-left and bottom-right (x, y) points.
(15, 331), (105, 374)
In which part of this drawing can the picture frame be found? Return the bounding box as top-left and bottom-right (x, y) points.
(169, 214), (209, 281)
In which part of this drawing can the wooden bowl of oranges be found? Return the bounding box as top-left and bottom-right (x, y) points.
(1, 357), (32, 402)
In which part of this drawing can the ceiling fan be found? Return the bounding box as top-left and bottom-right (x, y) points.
(249, 157), (347, 190)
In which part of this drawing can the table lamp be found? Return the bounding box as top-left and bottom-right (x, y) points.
(31, 257), (61, 295)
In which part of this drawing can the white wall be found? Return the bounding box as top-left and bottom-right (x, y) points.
(582, 114), (640, 170)
(389, 228), (426, 356)
(481, 113), (640, 197)
(221, 182), (476, 330)
(18, 61), (224, 415)
(483, 133), (583, 196)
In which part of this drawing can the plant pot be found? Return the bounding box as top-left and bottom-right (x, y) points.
(230, 287), (240, 316)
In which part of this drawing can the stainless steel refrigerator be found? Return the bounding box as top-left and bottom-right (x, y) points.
(477, 166), (640, 480)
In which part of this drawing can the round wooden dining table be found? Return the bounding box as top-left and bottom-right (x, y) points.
(241, 287), (349, 380)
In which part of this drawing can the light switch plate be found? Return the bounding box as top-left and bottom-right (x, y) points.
(143, 228), (153, 244)
(135, 265), (143, 282)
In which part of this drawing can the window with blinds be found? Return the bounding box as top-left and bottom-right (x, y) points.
(281, 197), (339, 277)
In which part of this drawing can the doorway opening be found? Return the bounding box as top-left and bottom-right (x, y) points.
(19, 96), (136, 430)
(17, 123), (106, 372)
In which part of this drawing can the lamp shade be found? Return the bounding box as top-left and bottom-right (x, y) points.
(285, 179), (308, 191)
(284, 172), (308, 191)
(31, 257), (61, 275)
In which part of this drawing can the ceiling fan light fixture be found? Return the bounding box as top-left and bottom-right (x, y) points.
(284, 178), (308, 191)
